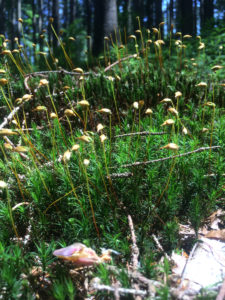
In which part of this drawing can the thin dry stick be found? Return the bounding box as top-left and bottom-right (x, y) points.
(216, 277), (225, 300)
(152, 234), (170, 262)
(111, 146), (221, 169)
(3, 136), (29, 160)
(108, 172), (133, 179)
(91, 283), (147, 297)
(128, 215), (139, 271)
(179, 242), (198, 288)
(0, 106), (21, 130)
(104, 54), (137, 72)
(115, 131), (167, 138)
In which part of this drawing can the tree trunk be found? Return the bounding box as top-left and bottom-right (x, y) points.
(127, 0), (133, 34)
(69, 0), (76, 25)
(52, 0), (60, 48)
(63, 0), (68, 28)
(200, 0), (214, 31)
(84, 0), (92, 51)
(146, 0), (154, 29)
(104, 0), (118, 37)
(177, 0), (194, 35)
(154, 0), (162, 26)
(17, 0), (22, 35)
(169, 0), (174, 30)
(38, 0), (43, 51)
(93, 0), (104, 56)
(0, 0), (5, 35)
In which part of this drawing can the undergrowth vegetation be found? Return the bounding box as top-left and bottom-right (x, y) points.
(0, 19), (225, 299)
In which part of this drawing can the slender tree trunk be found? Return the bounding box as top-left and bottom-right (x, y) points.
(169, 0), (174, 29)
(38, 0), (43, 51)
(84, 0), (92, 51)
(0, 0), (5, 35)
(155, 0), (162, 26)
(193, 0), (197, 35)
(127, 0), (133, 34)
(52, 0), (60, 48)
(63, 0), (68, 28)
(32, 0), (37, 44)
(93, 0), (104, 56)
(177, 0), (194, 35)
(200, 0), (214, 31)
(146, 0), (154, 29)
(104, 0), (118, 37)
(17, 0), (22, 35)
(69, 0), (76, 25)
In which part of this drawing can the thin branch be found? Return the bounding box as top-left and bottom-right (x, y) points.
(179, 242), (198, 288)
(152, 234), (171, 262)
(91, 283), (147, 297)
(104, 54), (137, 72)
(0, 106), (21, 130)
(108, 172), (133, 179)
(111, 146), (221, 169)
(128, 215), (139, 271)
(115, 131), (167, 138)
(25, 69), (93, 77)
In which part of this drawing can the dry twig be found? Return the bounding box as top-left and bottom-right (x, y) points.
(104, 54), (137, 72)
(111, 146), (221, 169)
(115, 131), (167, 138)
(91, 283), (147, 296)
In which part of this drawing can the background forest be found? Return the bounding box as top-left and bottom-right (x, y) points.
(1, 0), (225, 61)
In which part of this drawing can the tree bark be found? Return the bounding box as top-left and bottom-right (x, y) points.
(93, 0), (104, 56)
(200, 0), (214, 31)
(69, 0), (76, 25)
(38, 0), (44, 51)
(52, 0), (60, 48)
(0, 0), (5, 35)
(146, 0), (154, 29)
(177, 0), (194, 35)
(104, 0), (118, 37)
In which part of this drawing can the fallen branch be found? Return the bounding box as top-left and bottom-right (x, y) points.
(0, 106), (21, 130)
(111, 146), (221, 169)
(108, 172), (133, 179)
(128, 215), (139, 271)
(115, 131), (167, 138)
(152, 234), (171, 262)
(91, 283), (147, 297)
